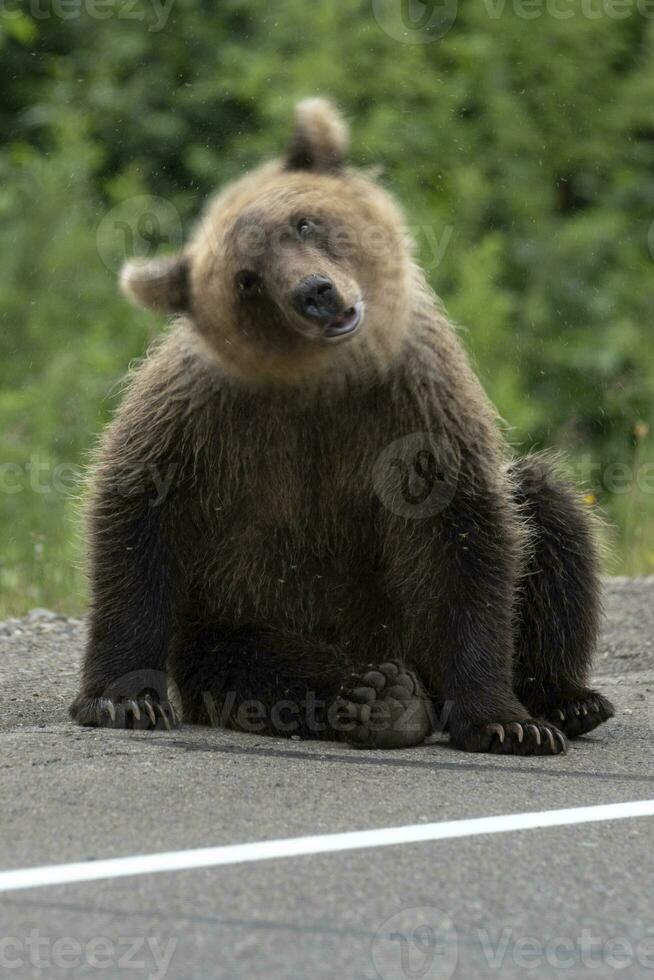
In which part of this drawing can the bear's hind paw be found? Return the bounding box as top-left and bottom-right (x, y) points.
(547, 691), (614, 739)
(335, 660), (432, 750)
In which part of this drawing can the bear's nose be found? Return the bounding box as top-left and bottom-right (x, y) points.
(291, 274), (338, 320)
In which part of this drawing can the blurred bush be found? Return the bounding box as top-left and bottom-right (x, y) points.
(1, 1), (653, 613)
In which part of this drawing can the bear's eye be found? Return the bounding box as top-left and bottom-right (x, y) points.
(296, 217), (314, 240)
(236, 270), (259, 294)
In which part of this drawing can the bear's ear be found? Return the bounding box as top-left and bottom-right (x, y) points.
(285, 98), (349, 173)
(119, 255), (190, 315)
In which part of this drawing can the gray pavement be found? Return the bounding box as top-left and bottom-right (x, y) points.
(0, 579), (653, 979)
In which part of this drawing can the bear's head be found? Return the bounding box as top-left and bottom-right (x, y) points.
(121, 99), (415, 383)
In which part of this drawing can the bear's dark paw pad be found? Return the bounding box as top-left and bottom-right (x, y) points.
(335, 660), (431, 750)
(70, 694), (179, 731)
(461, 719), (568, 756)
(549, 692), (615, 738)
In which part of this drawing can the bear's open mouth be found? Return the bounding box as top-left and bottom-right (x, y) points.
(322, 301), (364, 342)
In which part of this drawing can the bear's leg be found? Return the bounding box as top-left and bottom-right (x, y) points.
(169, 629), (432, 747)
(510, 455), (614, 738)
(70, 483), (180, 731)
(420, 474), (569, 755)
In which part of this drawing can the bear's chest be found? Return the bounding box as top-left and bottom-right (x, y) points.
(189, 415), (386, 628)
(207, 399), (381, 527)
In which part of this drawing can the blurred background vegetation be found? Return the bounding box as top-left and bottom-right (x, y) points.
(1, 0), (654, 616)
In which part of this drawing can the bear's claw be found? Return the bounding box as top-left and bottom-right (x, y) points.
(546, 691), (614, 738)
(459, 718), (568, 755)
(70, 694), (179, 731)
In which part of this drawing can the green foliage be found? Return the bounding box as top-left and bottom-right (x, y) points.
(2, 1), (654, 613)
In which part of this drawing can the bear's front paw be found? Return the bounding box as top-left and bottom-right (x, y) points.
(335, 660), (432, 749)
(70, 694), (179, 731)
(455, 718), (568, 756)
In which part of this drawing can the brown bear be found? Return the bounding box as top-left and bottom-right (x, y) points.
(70, 98), (614, 754)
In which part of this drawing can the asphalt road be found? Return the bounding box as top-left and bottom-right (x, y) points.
(0, 578), (653, 980)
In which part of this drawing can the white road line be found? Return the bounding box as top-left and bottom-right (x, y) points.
(1, 800), (652, 894)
